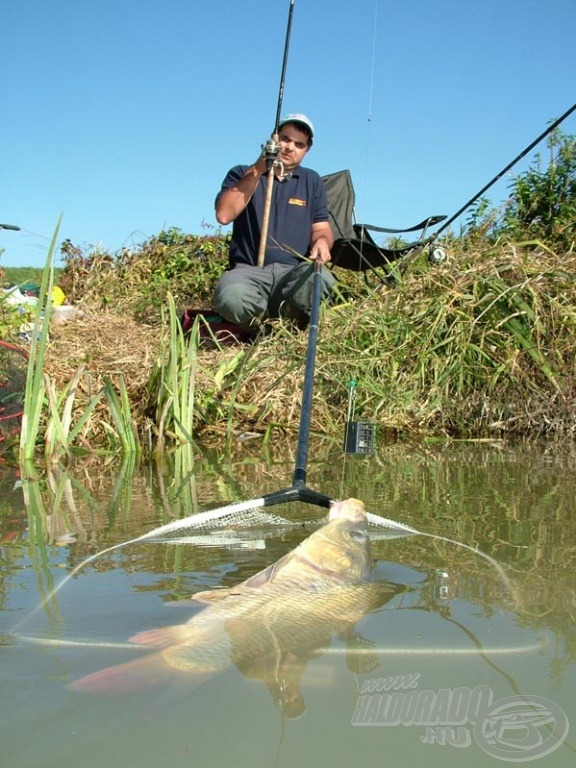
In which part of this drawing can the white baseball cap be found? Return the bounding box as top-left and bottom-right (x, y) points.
(278, 113), (315, 141)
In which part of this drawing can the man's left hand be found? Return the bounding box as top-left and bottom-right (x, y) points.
(310, 236), (332, 264)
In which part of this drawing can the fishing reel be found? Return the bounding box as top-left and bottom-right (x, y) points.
(428, 246), (447, 265)
(262, 136), (281, 171)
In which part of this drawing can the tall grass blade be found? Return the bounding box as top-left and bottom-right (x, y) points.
(102, 375), (140, 453)
(19, 217), (62, 464)
(43, 367), (106, 458)
(154, 293), (199, 445)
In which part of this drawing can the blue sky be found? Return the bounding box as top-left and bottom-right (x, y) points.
(1, 0), (575, 268)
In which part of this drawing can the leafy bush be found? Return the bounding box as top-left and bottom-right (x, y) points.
(463, 129), (576, 253)
(59, 227), (230, 320)
(125, 227), (230, 319)
(498, 130), (576, 251)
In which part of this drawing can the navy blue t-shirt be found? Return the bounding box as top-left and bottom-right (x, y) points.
(216, 165), (329, 267)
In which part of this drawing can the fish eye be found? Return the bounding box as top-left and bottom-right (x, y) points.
(348, 527), (367, 540)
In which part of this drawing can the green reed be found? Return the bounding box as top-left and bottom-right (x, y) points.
(43, 365), (105, 459)
(18, 219), (141, 462)
(19, 219), (60, 465)
(150, 293), (199, 447)
(102, 374), (141, 453)
(147, 294), (255, 447)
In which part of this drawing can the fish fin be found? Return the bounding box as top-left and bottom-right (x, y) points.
(129, 625), (189, 648)
(241, 551), (298, 589)
(69, 652), (207, 695)
(191, 551), (300, 600)
(191, 588), (235, 603)
(165, 598), (200, 607)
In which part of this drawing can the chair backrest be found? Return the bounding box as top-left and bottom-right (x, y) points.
(322, 170), (357, 241)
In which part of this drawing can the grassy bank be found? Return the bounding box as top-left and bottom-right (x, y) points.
(2, 129), (575, 458)
(22, 237), (576, 456)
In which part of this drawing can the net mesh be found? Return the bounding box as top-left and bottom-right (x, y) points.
(147, 505), (419, 546)
(139, 500), (292, 541)
(136, 501), (418, 541)
(154, 501), (510, 593)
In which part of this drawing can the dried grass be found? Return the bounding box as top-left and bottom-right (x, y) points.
(45, 306), (162, 411)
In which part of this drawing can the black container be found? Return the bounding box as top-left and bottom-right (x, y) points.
(343, 421), (376, 455)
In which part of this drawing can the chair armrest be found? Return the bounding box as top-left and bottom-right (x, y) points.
(355, 215), (446, 237)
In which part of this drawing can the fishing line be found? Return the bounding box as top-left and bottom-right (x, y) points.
(360, 0), (380, 218)
(366, 0), (379, 125)
(366, 515), (515, 597)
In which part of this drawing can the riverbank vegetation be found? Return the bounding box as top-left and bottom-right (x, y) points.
(1, 129), (575, 460)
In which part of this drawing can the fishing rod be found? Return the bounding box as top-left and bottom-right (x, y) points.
(434, 100), (576, 239)
(257, 0), (296, 268)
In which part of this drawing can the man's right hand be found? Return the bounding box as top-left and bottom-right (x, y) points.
(261, 135), (280, 170)
(216, 161), (267, 225)
(253, 152), (268, 175)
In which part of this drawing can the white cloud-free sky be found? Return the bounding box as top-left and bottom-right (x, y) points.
(1, 0), (575, 267)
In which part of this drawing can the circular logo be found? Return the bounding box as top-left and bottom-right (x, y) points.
(474, 695), (569, 762)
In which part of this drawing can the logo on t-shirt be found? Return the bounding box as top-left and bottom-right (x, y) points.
(288, 198), (307, 207)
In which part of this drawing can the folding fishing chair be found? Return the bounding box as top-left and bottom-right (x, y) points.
(322, 170), (446, 285)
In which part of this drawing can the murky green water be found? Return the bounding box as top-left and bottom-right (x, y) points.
(1, 439), (575, 767)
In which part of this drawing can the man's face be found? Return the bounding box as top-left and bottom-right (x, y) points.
(277, 123), (310, 172)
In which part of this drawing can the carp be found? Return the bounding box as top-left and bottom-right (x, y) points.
(70, 498), (394, 712)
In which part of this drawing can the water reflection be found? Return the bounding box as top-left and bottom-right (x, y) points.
(1, 439), (576, 767)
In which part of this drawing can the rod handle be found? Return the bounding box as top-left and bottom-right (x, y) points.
(257, 165), (276, 267)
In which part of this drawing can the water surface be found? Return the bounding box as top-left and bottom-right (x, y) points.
(1, 439), (575, 767)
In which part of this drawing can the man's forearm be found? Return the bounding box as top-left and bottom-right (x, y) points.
(310, 231), (334, 250)
(216, 161), (266, 225)
(309, 222), (334, 264)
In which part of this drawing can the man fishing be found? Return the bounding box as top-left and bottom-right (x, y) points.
(214, 114), (335, 335)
